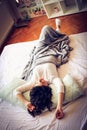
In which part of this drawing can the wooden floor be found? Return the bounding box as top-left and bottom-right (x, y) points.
(5, 11), (87, 45)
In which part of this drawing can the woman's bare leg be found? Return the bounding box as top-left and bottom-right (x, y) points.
(55, 18), (61, 32)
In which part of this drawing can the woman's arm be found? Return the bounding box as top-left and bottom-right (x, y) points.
(14, 82), (34, 108)
(53, 77), (64, 119)
(55, 92), (64, 119)
(57, 92), (64, 110)
(16, 93), (29, 107)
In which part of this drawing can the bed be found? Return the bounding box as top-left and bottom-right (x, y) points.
(0, 32), (87, 130)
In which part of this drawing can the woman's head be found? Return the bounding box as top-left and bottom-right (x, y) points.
(27, 85), (53, 117)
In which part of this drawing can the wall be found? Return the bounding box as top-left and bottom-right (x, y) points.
(0, 0), (14, 49)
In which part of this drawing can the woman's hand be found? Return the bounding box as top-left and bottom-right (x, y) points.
(25, 101), (35, 112)
(55, 108), (64, 119)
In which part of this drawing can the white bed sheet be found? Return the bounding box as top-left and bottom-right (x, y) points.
(0, 32), (87, 130)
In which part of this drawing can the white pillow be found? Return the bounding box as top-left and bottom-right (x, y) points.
(0, 77), (28, 109)
(0, 74), (84, 110)
(62, 74), (84, 104)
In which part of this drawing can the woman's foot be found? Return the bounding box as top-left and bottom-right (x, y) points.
(55, 18), (61, 32)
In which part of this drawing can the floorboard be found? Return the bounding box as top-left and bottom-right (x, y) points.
(4, 11), (87, 45)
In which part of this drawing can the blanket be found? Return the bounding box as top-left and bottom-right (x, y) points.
(21, 34), (72, 80)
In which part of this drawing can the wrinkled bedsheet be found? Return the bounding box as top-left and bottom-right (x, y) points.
(0, 32), (87, 130)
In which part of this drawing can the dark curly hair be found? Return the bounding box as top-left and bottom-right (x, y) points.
(27, 85), (53, 117)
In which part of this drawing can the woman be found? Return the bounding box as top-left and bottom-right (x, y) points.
(15, 19), (71, 119)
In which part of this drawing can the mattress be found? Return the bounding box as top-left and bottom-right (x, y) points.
(0, 32), (87, 130)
